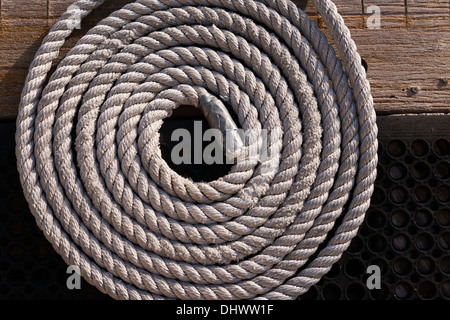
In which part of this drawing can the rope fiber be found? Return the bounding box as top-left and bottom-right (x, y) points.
(15, 0), (378, 300)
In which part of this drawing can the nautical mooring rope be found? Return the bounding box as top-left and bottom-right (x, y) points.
(15, 0), (378, 299)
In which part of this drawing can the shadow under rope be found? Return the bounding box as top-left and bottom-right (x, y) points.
(293, 0), (309, 11)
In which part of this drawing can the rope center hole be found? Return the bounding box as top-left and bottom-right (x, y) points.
(159, 104), (237, 182)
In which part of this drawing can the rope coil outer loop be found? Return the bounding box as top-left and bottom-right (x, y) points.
(16, 0), (378, 300)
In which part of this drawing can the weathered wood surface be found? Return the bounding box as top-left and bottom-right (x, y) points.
(0, 0), (448, 120)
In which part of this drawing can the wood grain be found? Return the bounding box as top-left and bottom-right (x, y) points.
(0, 0), (448, 120)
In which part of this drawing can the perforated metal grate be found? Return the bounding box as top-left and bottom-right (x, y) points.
(0, 114), (449, 300)
(301, 115), (450, 300)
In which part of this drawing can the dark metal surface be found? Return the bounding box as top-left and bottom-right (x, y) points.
(0, 114), (449, 300)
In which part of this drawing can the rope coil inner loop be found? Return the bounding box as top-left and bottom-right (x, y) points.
(15, 0), (378, 300)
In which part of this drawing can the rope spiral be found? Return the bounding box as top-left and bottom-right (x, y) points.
(15, 0), (378, 300)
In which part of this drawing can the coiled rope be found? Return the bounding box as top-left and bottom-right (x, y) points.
(15, 0), (378, 300)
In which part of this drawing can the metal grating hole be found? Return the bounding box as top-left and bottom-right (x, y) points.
(322, 283), (342, 300)
(1, 114), (449, 300)
(441, 281), (450, 299)
(417, 280), (437, 300)
(411, 139), (429, 158)
(433, 139), (450, 157)
(387, 140), (406, 158)
(393, 257), (412, 276)
(394, 282), (414, 299)
(417, 256), (435, 276)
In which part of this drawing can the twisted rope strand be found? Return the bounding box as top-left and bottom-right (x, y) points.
(16, 0), (377, 300)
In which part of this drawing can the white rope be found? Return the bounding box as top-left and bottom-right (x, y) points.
(15, 0), (378, 300)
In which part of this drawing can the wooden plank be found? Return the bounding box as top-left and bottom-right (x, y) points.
(363, 0), (406, 28)
(0, 22), (48, 119)
(0, 0), (133, 121)
(1, 0), (48, 26)
(0, 0), (449, 121)
(363, 0), (406, 15)
(49, 0), (134, 19)
(362, 0), (450, 28)
(407, 0), (450, 28)
(1, 0), (48, 19)
(407, 0), (450, 14)
(353, 27), (450, 114)
(293, 0), (365, 29)
(293, 0), (363, 15)
(48, 0), (74, 19)
(328, 0), (364, 15)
